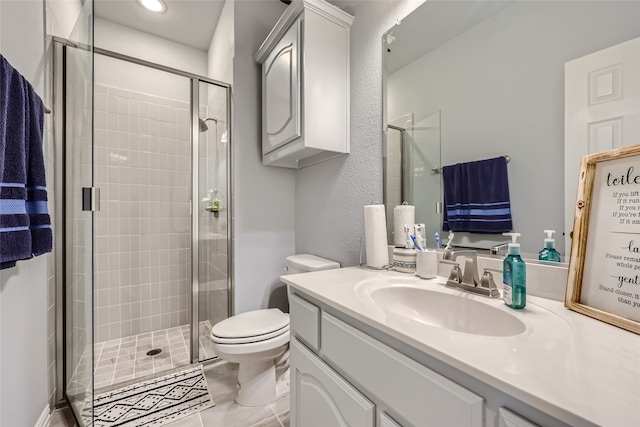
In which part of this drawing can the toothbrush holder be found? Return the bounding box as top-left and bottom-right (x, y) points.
(393, 248), (417, 273)
(416, 249), (438, 279)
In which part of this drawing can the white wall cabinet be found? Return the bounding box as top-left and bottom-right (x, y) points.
(255, 0), (353, 168)
(289, 290), (571, 427)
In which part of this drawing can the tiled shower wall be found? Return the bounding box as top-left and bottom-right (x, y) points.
(93, 83), (191, 343)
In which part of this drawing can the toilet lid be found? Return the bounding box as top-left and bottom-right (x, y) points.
(211, 308), (290, 339)
(211, 324), (289, 345)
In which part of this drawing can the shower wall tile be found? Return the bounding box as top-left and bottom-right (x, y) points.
(94, 84), (191, 343)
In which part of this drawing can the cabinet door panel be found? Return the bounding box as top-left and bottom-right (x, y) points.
(322, 312), (484, 427)
(291, 338), (374, 427)
(499, 407), (540, 427)
(380, 412), (404, 427)
(262, 20), (301, 154)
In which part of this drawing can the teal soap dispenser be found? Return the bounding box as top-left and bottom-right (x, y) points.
(503, 232), (526, 309)
(538, 230), (561, 262)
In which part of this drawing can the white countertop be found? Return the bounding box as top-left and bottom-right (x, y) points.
(282, 266), (640, 427)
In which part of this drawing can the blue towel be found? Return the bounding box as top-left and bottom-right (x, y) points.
(442, 156), (512, 233)
(0, 54), (52, 269)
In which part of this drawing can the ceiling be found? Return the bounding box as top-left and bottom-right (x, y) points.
(94, 0), (364, 52)
(94, 0), (226, 51)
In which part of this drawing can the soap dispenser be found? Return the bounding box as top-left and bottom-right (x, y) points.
(538, 230), (561, 262)
(503, 232), (526, 309)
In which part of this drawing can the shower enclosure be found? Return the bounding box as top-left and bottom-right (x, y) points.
(55, 40), (232, 425)
(384, 111), (442, 245)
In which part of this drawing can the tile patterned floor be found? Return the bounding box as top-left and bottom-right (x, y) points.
(50, 361), (290, 427)
(89, 321), (217, 389)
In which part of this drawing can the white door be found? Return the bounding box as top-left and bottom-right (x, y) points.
(564, 36), (640, 252)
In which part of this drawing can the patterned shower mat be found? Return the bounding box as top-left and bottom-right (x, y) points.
(92, 365), (215, 427)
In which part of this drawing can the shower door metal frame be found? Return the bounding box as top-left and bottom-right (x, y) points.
(54, 38), (234, 408)
(53, 37), (97, 422)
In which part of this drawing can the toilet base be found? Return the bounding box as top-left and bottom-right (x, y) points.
(235, 360), (290, 407)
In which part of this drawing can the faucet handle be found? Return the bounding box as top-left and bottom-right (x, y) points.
(480, 268), (502, 298)
(448, 264), (462, 284)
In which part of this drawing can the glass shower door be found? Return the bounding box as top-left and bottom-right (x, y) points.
(405, 111), (442, 243)
(64, 43), (95, 425)
(197, 80), (230, 362)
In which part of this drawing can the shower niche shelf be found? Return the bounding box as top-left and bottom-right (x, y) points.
(255, 0), (353, 169)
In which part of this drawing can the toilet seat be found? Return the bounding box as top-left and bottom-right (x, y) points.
(211, 330), (290, 357)
(211, 309), (290, 344)
(211, 324), (290, 344)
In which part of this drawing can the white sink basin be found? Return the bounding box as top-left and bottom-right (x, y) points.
(368, 285), (525, 337)
(354, 277), (556, 338)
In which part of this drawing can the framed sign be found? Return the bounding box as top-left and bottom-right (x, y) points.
(566, 144), (640, 334)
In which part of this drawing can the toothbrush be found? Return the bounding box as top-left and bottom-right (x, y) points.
(445, 231), (454, 250)
(435, 232), (440, 249)
(410, 234), (423, 251)
(404, 224), (412, 248)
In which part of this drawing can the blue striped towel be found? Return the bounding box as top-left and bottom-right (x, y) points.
(442, 156), (512, 233)
(1, 55), (52, 269)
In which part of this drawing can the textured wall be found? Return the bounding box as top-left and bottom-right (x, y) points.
(232, 0), (295, 314)
(295, 0), (425, 267)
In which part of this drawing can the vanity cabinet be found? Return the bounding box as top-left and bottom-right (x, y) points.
(290, 293), (483, 426)
(289, 291), (568, 427)
(291, 339), (375, 426)
(254, 0), (353, 168)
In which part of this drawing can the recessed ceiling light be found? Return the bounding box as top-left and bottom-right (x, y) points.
(138, 0), (166, 13)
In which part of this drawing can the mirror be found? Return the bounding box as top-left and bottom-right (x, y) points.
(383, 0), (640, 258)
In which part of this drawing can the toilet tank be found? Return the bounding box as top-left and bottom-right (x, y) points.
(284, 254), (340, 275)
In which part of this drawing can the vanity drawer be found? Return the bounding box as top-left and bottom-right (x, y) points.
(289, 293), (320, 351)
(321, 312), (484, 427)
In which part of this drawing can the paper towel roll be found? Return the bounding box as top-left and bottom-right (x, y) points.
(393, 204), (415, 247)
(364, 204), (389, 268)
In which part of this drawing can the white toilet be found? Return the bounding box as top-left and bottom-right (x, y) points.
(210, 254), (340, 407)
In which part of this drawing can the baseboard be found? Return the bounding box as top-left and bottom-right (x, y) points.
(34, 405), (50, 427)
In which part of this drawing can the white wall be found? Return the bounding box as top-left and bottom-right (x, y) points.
(208, 0), (234, 85)
(94, 18), (208, 77)
(46, 0), (82, 39)
(295, 0), (425, 267)
(94, 54), (191, 102)
(0, 1), (52, 424)
(232, 0), (294, 314)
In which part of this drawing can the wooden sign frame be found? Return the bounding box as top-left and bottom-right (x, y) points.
(566, 144), (640, 334)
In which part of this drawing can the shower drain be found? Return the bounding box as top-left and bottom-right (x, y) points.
(147, 348), (163, 356)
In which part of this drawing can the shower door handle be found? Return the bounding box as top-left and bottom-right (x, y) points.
(82, 187), (100, 212)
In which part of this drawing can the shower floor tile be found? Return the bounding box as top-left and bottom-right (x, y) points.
(91, 321), (216, 390)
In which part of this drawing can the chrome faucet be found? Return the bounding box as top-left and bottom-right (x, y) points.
(490, 242), (510, 255)
(440, 249), (501, 298)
